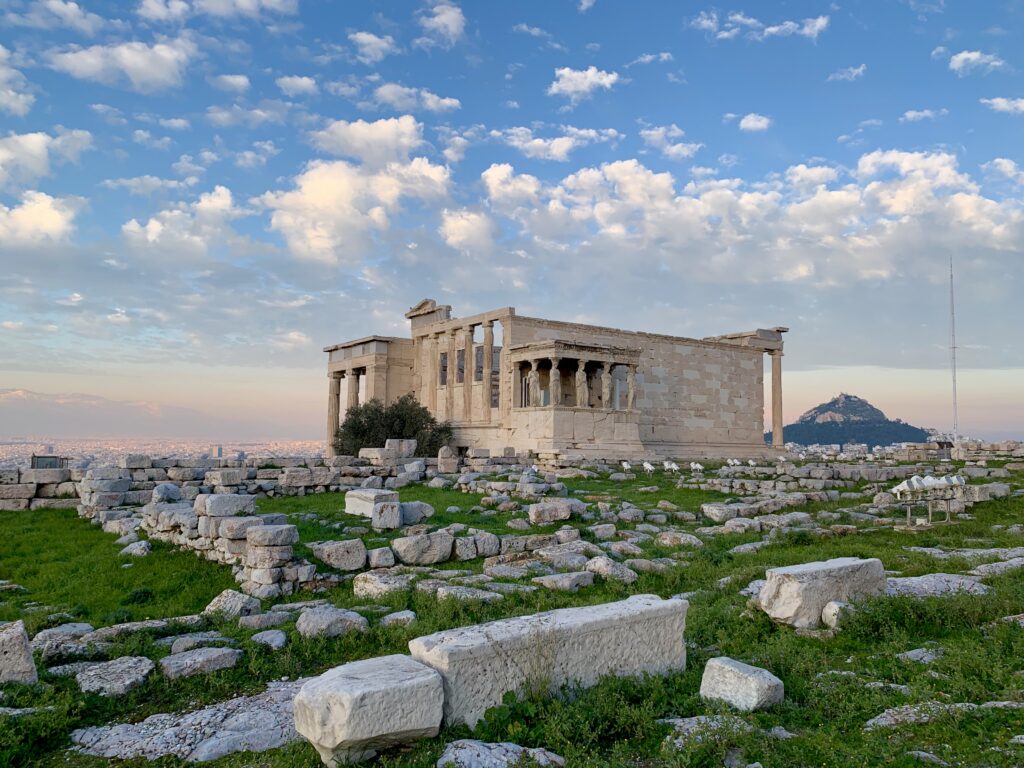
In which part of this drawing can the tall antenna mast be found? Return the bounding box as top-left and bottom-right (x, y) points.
(949, 255), (959, 444)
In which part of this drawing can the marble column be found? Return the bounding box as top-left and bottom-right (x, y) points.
(549, 356), (561, 406)
(626, 364), (637, 410)
(326, 373), (341, 456)
(346, 369), (359, 412)
(601, 361), (613, 410)
(771, 351), (784, 448)
(446, 330), (456, 420)
(463, 325), (474, 422)
(482, 321), (494, 422)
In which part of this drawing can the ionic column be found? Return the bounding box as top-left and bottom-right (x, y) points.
(771, 350), (784, 448)
(425, 335), (437, 412)
(601, 361), (613, 410)
(446, 330), (456, 419)
(482, 321), (494, 422)
(326, 373), (342, 456)
(626, 364), (637, 410)
(549, 357), (561, 406)
(463, 325), (474, 422)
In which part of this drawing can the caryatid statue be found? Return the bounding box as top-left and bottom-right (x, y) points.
(575, 365), (589, 407)
(526, 365), (541, 407)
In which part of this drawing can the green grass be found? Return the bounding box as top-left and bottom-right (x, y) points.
(0, 508), (235, 635)
(3, 466), (1024, 767)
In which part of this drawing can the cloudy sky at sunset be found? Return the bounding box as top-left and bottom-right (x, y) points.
(1, 0), (1022, 441)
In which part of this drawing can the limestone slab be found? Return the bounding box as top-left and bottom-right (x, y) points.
(293, 654), (443, 765)
(409, 595), (687, 727)
(0, 620), (38, 684)
(757, 557), (885, 629)
(699, 656), (783, 712)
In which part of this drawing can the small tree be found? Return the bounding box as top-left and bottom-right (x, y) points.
(334, 394), (453, 457)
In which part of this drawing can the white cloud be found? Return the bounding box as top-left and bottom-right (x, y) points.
(206, 100), (289, 127)
(102, 174), (199, 194)
(547, 66), (619, 105)
(311, 115), (424, 167)
(276, 75), (317, 97)
(47, 34), (197, 93)
(482, 163), (541, 208)
(0, 190), (81, 243)
(691, 11), (829, 41)
(899, 108), (947, 122)
(371, 83), (460, 113)
(210, 73), (250, 92)
(982, 158), (1024, 185)
(132, 129), (172, 150)
(579, 0), (596, 11)
(269, 330), (311, 349)
(738, 113), (771, 131)
(122, 185), (247, 251)
(159, 117), (190, 130)
(948, 50), (1006, 76)
(192, 0), (297, 17)
(640, 124), (703, 159)
(258, 156), (449, 264)
(439, 208), (494, 253)
(0, 128), (92, 191)
(786, 163), (838, 188)
(827, 64), (866, 82)
(414, 2), (465, 49)
(5, 0), (110, 35)
(348, 31), (399, 64)
(137, 0), (190, 22)
(980, 97), (1024, 114)
(492, 125), (621, 162)
(627, 52), (673, 66)
(0, 44), (34, 116)
(234, 139), (278, 168)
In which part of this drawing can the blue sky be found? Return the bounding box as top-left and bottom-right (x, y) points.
(1, 0), (1022, 440)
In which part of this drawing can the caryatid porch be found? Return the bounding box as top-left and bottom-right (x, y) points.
(505, 341), (644, 452)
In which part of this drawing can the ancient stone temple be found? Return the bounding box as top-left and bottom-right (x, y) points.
(324, 300), (787, 459)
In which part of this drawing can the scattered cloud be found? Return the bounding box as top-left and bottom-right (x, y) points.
(948, 50), (1006, 76)
(639, 124), (702, 159)
(0, 128), (93, 191)
(439, 208), (494, 253)
(899, 107), (948, 122)
(132, 128), (173, 149)
(738, 113), (772, 131)
(136, 0), (191, 23)
(191, 0), (297, 19)
(276, 75), (317, 97)
(980, 96), (1024, 114)
(47, 34), (197, 93)
(492, 125), (621, 161)
(627, 52), (673, 67)
(206, 100), (290, 127)
(310, 114), (425, 166)
(5, 0), (112, 36)
(414, 2), (466, 49)
(512, 23), (566, 51)
(371, 83), (460, 113)
(547, 66), (619, 105)
(210, 73), (250, 92)
(0, 190), (81, 244)
(690, 10), (829, 42)
(982, 157), (1024, 184)
(348, 31), (399, 64)
(828, 64), (866, 82)
(102, 174), (199, 194)
(0, 44), (34, 116)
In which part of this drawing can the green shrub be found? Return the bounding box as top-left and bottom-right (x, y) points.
(334, 394), (453, 458)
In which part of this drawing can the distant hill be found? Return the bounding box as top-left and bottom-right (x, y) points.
(765, 393), (931, 446)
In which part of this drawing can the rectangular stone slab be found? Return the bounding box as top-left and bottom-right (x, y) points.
(408, 594), (687, 727)
(345, 489), (399, 519)
(293, 654), (442, 766)
(757, 556), (885, 629)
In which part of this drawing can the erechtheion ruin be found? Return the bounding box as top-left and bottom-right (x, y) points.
(324, 300), (787, 459)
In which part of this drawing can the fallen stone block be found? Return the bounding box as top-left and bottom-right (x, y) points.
(0, 620), (38, 684)
(203, 589), (261, 620)
(293, 654), (442, 766)
(160, 647), (243, 680)
(392, 531), (453, 565)
(309, 540), (367, 571)
(757, 557), (885, 629)
(699, 656), (783, 712)
(345, 488), (399, 519)
(409, 594), (687, 727)
(437, 740), (565, 767)
(76, 656), (155, 697)
(296, 606), (369, 638)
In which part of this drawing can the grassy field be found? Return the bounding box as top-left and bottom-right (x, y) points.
(2, 465), (1023, 767)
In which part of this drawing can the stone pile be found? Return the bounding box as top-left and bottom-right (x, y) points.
(140, 490), (319, 599)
